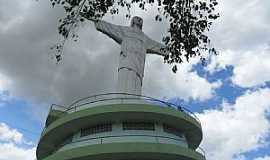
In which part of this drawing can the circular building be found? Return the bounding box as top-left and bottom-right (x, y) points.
(37, 93), (205, 160)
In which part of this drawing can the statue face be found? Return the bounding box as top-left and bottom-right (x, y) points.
(130, 16), (143, 30)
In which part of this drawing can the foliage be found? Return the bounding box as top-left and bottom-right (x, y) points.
(50, 0), (219, 72)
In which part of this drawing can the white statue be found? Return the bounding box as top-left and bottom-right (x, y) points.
(81, 15), (168, 95)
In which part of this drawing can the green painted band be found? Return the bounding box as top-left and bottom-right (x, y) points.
(43, 143), (205, 160)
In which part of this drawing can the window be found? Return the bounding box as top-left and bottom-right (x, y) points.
(123, 122), (155, 131)
(81, 123), (112, 137)
(163, 124), (183, 138)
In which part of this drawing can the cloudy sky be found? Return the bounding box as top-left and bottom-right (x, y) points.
(0, 0), (270, 159)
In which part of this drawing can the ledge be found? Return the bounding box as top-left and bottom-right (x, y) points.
(45, 109), (67, 127)
(43, 143), (205, 160)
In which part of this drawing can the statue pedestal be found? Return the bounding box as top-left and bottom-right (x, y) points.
(37, 93), (205, 160)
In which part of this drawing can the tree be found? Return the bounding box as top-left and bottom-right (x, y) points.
(49, 0), (219, 72)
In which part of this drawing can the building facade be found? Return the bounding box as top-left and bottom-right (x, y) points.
(37, 93), (205, 160)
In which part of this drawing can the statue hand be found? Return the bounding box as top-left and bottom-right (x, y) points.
(79, 12), (98, 22)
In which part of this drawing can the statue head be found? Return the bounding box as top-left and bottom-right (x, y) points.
(130, 16), (143, 30)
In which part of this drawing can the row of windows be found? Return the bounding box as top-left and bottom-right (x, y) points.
(81, 123), (112, 137)
(80, 122), (155, 137)
(123, 122), (155, 131)
(80, 122), (182, 138)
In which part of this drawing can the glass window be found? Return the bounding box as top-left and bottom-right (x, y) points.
(123, 122), (155, 131)
(81, 123), (112, 137)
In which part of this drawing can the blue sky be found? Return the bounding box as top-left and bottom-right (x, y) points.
(0, 0), (270, 160)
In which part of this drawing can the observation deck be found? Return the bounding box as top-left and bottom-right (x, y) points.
(37, 93), (205, 160)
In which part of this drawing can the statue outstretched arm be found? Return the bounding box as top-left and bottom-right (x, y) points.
(146, 38), (169, 56)
(95, 20), (126, 44)
(80, 13), (125, 44)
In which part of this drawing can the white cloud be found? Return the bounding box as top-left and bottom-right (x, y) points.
(206, 0), (270, 88)
(197, 88), (270, 160)
(207, 47), (270, 88)
(144, 56), (221, 101)
(0, 92), (11, 107)
(0, 123), (36, 160)
(0, 73), (12, 107)
(0, 73), (11, 91)
(210, 0), (270, 51)
(0, 123), (23, 144)
(254, 156), (270, 160)
(0, 143), (36, 160)
(0, 0), (221, 107)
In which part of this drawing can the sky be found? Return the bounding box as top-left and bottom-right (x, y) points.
(0, 0), (270, 159)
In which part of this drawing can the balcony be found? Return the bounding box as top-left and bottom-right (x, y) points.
(46, 93), (200, 125)
(38, 93), (204, 160)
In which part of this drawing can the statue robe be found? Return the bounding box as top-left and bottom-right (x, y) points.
(95, 20), (167, 95)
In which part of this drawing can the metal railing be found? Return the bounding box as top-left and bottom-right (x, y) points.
(49, 93), (200, 123)
(57, 134), (205, 157)
(197, 146), (206, 157)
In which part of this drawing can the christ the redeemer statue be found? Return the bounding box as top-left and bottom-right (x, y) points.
(81, 15), (168, 95)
